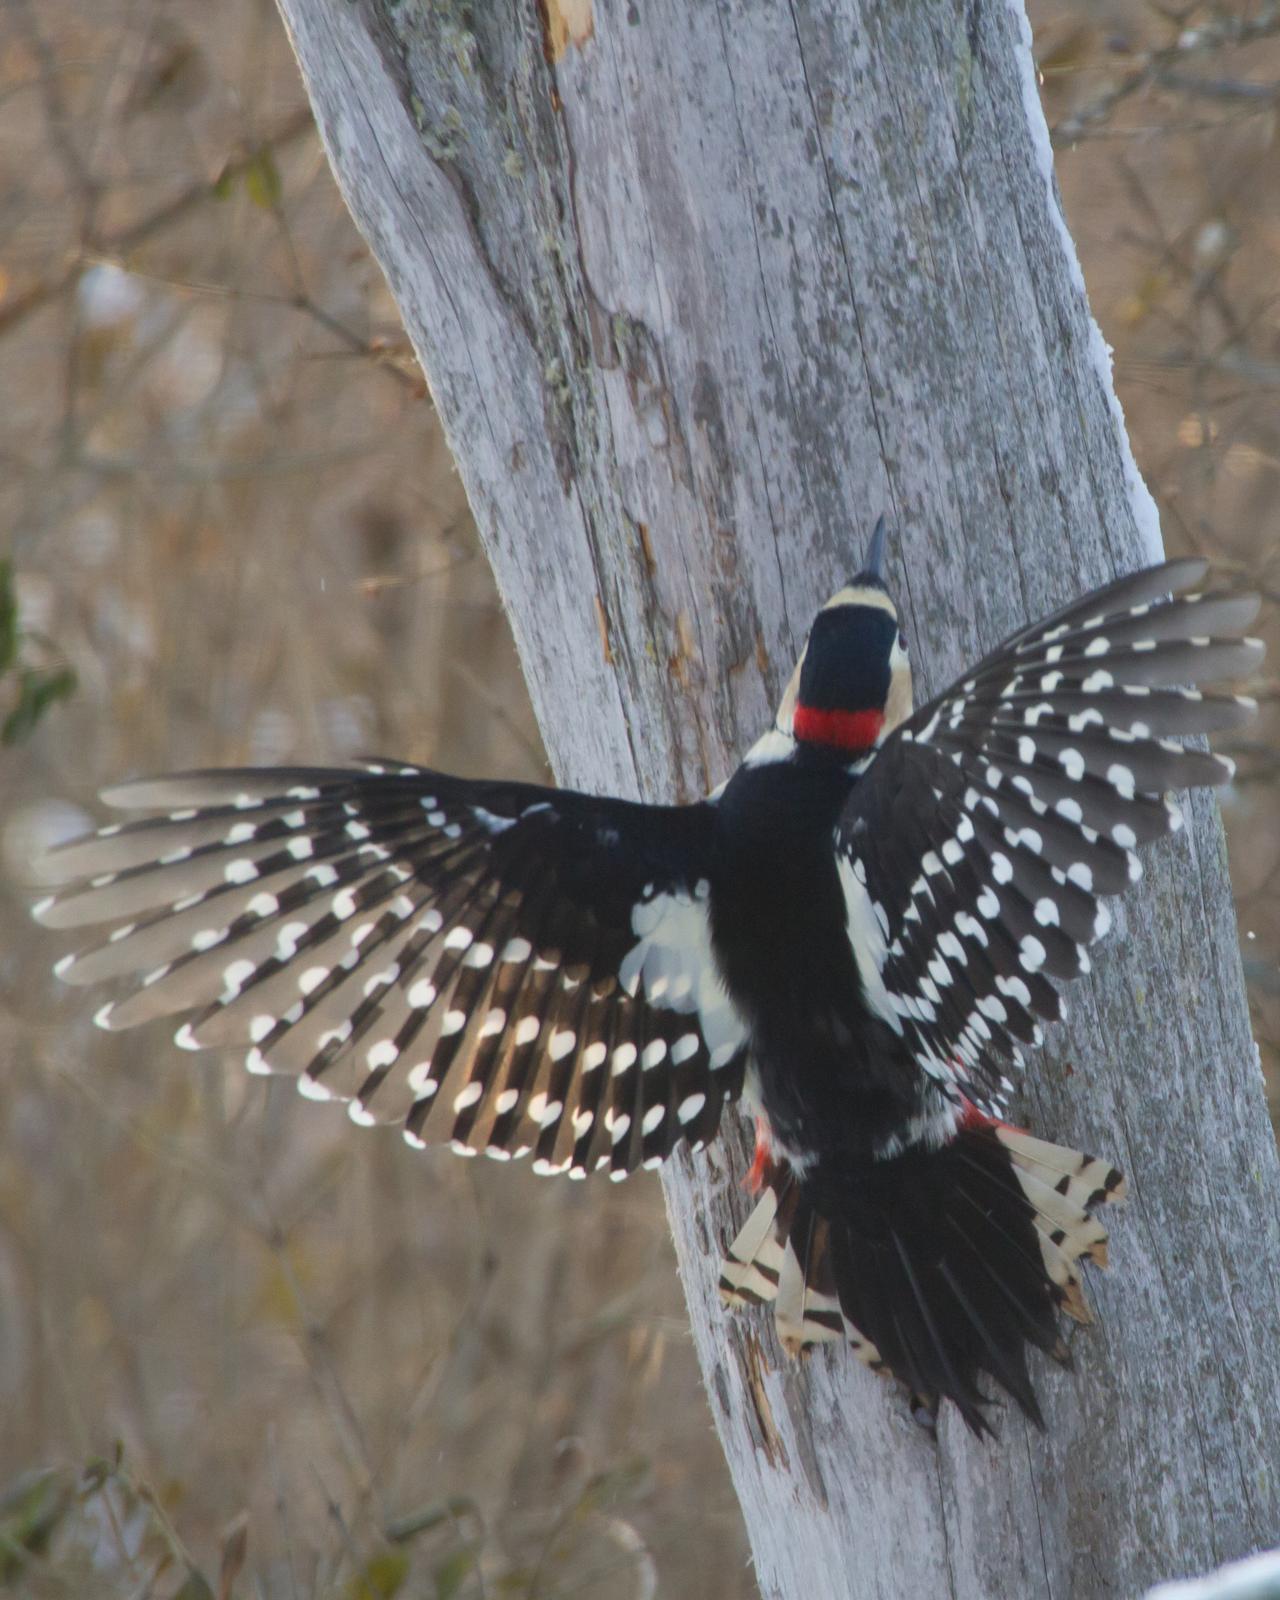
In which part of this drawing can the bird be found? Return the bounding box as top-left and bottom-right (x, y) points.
(33, 523), (1263, 1435)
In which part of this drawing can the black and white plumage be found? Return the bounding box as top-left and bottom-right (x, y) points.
(38, 773), (745, 1178)
(35, 533), (1262, 1434)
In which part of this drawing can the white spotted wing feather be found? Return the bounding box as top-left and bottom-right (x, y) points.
(35, 766), (749, 1179)
(839, 559), (1261, 1111)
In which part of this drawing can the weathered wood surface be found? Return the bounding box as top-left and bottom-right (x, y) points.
(272, 1), (1280, 1594)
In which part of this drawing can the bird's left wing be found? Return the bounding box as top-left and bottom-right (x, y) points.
(837, 559), (1262, 1115)
(35, 764), (748, 1177)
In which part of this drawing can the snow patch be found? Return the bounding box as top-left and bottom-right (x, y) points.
(1005, 0), (1164, 564)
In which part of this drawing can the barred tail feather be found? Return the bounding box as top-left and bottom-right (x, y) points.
(719, 1158), (884, 1368)
(719, 1120), (1124, 1435)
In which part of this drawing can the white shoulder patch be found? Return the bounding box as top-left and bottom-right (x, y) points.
(619, 886), (747, 1063)
(741, 726), (796, 768)
(837, 851), (904, 1036)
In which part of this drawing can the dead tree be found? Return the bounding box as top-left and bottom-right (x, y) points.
(271, 2), (1280, 1595)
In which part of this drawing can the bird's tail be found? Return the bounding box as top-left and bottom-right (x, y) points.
(718, 1113), (1125, 1435)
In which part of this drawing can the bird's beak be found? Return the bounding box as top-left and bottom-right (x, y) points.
(862, 515), (888, 582)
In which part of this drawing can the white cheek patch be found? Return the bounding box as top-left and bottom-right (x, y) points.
(619, 887), (747, 1063)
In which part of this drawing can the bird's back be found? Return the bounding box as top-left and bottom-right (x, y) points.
(709, 755), (925, 1165)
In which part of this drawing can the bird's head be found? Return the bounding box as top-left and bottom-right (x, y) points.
(776, 518), (913, 757)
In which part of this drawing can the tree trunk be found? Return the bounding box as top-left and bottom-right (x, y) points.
(272, 2), (1280, 1594)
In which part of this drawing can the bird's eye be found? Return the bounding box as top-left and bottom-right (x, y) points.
(897, 630), (908, 652)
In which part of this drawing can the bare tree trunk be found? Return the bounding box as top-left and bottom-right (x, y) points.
(272, 2), (1280, 1594)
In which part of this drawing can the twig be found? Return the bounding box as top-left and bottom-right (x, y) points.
(1154, 68), (1280, 99)
(0, 107), (315, 339)
(1051, 1), (1280, 144)
(72, 260), (427, 394)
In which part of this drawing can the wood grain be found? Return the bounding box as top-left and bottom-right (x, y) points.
(272, 1), (1280, 1592)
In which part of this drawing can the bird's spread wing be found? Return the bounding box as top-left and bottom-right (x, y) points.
(836, 558), (1261, 1113)
(35, 765), (749, 1177)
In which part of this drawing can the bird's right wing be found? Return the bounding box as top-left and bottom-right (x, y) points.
(35, 765), (749, 1178)
(836, 558), (1261, 1114)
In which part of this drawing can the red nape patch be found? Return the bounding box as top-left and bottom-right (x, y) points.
(793, 704), (884, 751)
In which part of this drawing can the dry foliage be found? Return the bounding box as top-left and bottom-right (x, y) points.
(0, 0), (1275, 1595)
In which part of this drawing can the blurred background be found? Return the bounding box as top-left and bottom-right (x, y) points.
(0, 1), (1276, 1595)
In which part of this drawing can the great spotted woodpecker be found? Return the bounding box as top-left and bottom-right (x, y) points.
(34, 524), (1262, 1434)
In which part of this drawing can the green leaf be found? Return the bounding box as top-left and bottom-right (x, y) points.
(345, 1549), (410, 1600)
(385, 1497), (479, 1544)
(172, 1569), (217, 1600)
(433, 1547), (474, 1600)
(0, 1467), (75, 1580)
(2, 665), (77, 745)
(574, 1456), (650, 1516)
(0, 559), (17, 675)
(243, 147), (282, 210)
